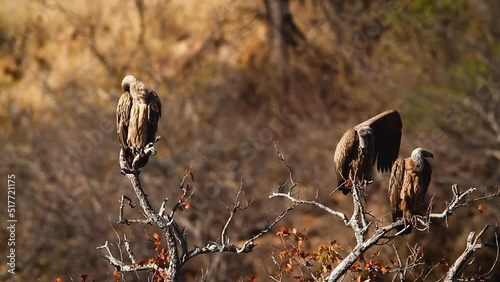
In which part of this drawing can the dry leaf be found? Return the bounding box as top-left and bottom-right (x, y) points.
(477, 204), (484, 213)
(153, 232), (161, 241)
(113, 269), (121, 282)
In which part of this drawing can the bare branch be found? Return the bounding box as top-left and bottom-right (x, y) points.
(221, 177), (246, 245)
(186, 201), (299, 261)
(445, 225), (499, 282)
(117, 195), (149, 225)
(273, 140), (297, 193)
(269, 192), (349, 224)
(124, 235), (137, 265)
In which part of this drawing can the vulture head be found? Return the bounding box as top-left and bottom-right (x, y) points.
(411, 148), (433, 171)
(357, 126), (373, 150)
(121, 75), (148, 100)
(121, 75), (137, 93)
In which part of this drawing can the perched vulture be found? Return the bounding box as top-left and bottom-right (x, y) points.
(388, 148), (433, 234)
(116, 75), (162, 170)
(334, 110), (402, 194)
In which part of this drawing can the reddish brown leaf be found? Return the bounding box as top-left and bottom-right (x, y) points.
(440, 258), (449, 266)
(157, 248), (170, 264)
(277, 226), (290, 237)
(286, 258), (293, 271)
(371, 250), (380, 258)
(189, 171), (195, 182)
(159, 270), (171, 279)
(138, 260), (146, 266)
(477, 204), (484, 213)
(154, 240), (161, 251)
(302, 227), (309, 232)
(153, 232), (161, 241)
(297, 233), (308, 241)
(248, 275), (257, 282)
(186, 183), (193, 191)
(113, 269), (121, 282)
(80, 275), (87, 282)
(350, 263), (361, 272)
(55, 278), (65, 282)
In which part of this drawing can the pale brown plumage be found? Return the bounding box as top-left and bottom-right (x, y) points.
(116, 75), (161, 170)
(388, 148), (433, 234)
(334, 110), (402, 194)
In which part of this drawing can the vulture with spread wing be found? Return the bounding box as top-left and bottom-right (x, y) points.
(334, 110), (402, 194)
(388, 148), (433, 234)
(116, 75), (162, 171)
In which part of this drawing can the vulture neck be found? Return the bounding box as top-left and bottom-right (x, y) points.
(358, 135), (373, 154)
(131, 81), (149, 103)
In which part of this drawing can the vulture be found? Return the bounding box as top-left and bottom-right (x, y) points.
(334, 110), (402, 194)
(388, 148), (433, 234)
(116, 75), (162, 171)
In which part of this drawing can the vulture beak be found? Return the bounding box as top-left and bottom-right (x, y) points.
(425, 151), (434, 158)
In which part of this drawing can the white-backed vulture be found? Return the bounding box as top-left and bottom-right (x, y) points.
(116, 75), (162, 170)
(334, 110), (402, 194)
(388, 148), (433, 234)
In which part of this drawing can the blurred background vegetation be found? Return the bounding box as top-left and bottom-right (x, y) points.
(0, 0), (498, 281)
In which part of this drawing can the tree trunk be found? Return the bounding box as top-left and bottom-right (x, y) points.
(263, 0), (291, 106)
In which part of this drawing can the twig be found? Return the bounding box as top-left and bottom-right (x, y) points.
(221, 177), (246, 245)
(269, 192), (349, 224)
(273, 140), (298, 193)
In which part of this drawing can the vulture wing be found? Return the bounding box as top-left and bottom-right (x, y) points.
(117, 91), (133, 150)
(334, 128), (358, 188)
(356, 110), (402, 173)
(147, 91), (162, 144)
(388, 158), (405, 222)
(416, 159), (433, 207)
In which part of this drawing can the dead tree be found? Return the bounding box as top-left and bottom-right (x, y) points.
(97, 141), (298, 281)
